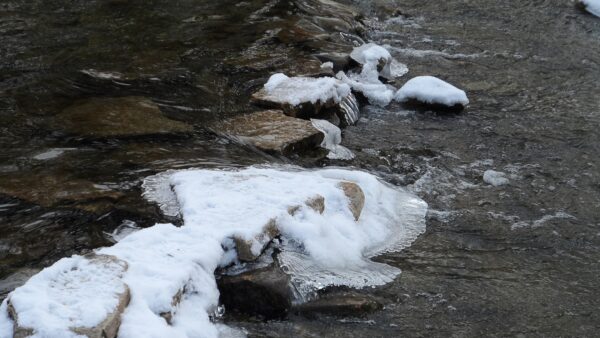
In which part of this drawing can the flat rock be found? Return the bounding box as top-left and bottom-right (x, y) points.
(337, 181), (365, 221)
(214, 110), (325, 156)
(54, 96), (193, 137)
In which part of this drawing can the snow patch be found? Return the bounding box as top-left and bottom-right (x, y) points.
(263, 74), (351, 106)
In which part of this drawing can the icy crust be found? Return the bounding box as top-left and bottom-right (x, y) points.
(263, 73), (351, 106)
(581, 0), (600, 17)
(483, 170), (509, 186)
(310, 119), (355, 160)
(395, 76), (469, 107)
(4, 255), (127, 338)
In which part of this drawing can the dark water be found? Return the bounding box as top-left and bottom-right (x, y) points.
(1, 0), (600, 336)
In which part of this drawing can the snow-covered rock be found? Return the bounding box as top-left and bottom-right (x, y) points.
(2, 166), (428, 338)
(395, 76), (469, 111)
(252, 74), (359, 125)
(350, 43), (394, 79)
(310, 119), (355, 160)
(5, 254), (129, 338)
(483, 170), (509, 186)
(578, 0), (600, 17)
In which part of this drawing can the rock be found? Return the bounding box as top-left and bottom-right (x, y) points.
(293, 292), (382, 317)
(217, 263), (292, 319)
(159, 287), (184, 325)
(337, 181), (365, 221)
(236, 195), (326, 262)
(0, 172), (124, 209)
(53, 96), (193, 138)
(314, 52), (355, 73)
(8, 254), (130, 338)
(251, 76), (359, 126)
(213, 110), (325, 156)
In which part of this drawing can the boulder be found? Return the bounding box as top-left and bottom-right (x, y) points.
(235, 194), (326, 262)
(217, 263), (292, 319)
(7, 254), (130, 338)
(337, 181), (365, 221)
(213, 110), (325, 156)
(53, 96), (193, 138)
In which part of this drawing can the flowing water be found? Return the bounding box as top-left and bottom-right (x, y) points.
(1, 0), (600, 336)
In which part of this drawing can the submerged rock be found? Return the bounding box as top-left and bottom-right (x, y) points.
(0, 173), (123, 210)
(54, 96), (193, 138)
(214, 110), (325, 156)
(6, 254), (130, 338)
(293, 292), (382, 317)
(252, 74), (359, 126)
(395, 76), (469, 112)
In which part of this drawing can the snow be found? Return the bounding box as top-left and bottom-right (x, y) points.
(2, 166), (427, 338)
(350, 43), (393, 79)
(310, 119), (355, 160)
(0, 301), (13, 338)
(483, 170), (509, 186)
(5, 255), (128, 338)
(395, 76), (469, 107)
(580, 0), (600, 17)
(263, 73), (351, 106)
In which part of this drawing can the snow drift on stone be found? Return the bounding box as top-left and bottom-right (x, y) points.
(395, 75), (469, 107)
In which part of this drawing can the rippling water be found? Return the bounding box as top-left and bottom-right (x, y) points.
(1, 0), (600, 336)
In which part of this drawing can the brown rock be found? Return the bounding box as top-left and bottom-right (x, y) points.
(337, 181), (365, 221)
(214, 110), (325, 156)
(54, 96), (193, 138)
(287, 194), (325, 216)
(159, 287), (184, 325)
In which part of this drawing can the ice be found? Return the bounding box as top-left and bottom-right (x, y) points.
(310, 119), (355, 160)
(483, 170), (509, 186)
(3, 166), (427, 338)
(336, 71), (395, 107)
(263, 73), (351, 106)
(32, 148), (75, 161)
(105, 220), (141, 243)
(395, 76), (469, 107)
(580, 0), (600, 17)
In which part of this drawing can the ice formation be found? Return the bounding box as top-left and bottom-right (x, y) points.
(263, 73), (351, 106)
(395, 76), (469, 107)
(1, 166), (427, 338)
(580, 0), (600, 17)
(310, 119), (355, 160)
(483, 170), (509, 186)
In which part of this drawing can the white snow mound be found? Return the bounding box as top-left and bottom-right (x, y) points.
(395, 76), (469, 107)
(483, 170), (509, 186)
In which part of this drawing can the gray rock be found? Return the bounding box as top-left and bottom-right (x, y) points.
(53, 96), (193, 138)
(214, 110), (325, 156)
